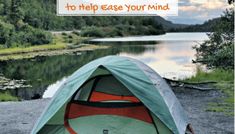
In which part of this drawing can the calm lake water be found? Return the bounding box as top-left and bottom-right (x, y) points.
(0, 32), (208, 100)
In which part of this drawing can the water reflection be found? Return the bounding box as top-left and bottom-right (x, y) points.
(0, 45), (150, 100)
(119, 41), (202, 79)
(0, 33), (208, 100)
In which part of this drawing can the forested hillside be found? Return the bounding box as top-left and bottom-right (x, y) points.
(0, 0), (53, 48)
(0, 0), (168, 48)
(0, 0), (225, 48)
(169, 17), (221, 32)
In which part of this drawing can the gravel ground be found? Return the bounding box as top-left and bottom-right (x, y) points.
(0, 88), (233, 134)
(174, 88), (234, 134)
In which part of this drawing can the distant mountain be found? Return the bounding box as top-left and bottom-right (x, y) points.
(168, 17), (221, 32)
(154, 16), (189, 30)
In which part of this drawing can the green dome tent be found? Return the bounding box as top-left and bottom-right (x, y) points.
(32, 56), (193, 134)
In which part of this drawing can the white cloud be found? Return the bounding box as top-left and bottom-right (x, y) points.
(189, 0), (229, 9)
(191, 0), (208, 4)
(179, 6), (200, 11)
(167, 0), (231, 24)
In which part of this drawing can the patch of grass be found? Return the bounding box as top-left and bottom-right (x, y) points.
(0, 92), (18, 101)
(206, 104), (225, 112)
(206, 101), (234, 116)
(0, 53), (41, 61)
(0, 33), (88, 55)
(0, 44), (109, 61)
(184, 68), (234, 116)
(184, 68), (233, 83)
(0, 33), (92, 61)
(0, 37), (67, 55)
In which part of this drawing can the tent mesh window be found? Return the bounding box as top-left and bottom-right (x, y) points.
(64, 75), (159, 134)
(73, 75), (139, 102)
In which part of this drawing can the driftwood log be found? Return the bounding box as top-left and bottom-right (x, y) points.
(163, 78), (217, 91)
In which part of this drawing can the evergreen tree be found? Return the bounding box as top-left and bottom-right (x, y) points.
(9, 0), (24, 30)
(2, 0), (11, 15)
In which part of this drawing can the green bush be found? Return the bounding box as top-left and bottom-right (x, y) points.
(68, 35), (73, 39)
(115, 24), (165, 36)
(30, 29), (52, 45)
(80, 25), (166, 38)
(6, 24), (53, 47)
(61, 32), (67, 36)
(0, 20), (14, 45)
(101, 27), (121, 37)
(72, 31), (80, 36)
(80, 26), (105, 37)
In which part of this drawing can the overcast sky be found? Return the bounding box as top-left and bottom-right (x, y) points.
(165, 0), (231, 24)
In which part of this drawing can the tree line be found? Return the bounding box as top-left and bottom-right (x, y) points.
(0, 0), (166, 47)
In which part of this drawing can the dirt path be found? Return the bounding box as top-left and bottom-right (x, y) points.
(0, 88), (233, 134)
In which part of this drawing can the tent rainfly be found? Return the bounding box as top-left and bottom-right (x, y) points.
(31, 56), (194, 134)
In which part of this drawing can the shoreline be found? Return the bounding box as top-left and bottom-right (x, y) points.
(0, 44), (109, 61)
(0, 33), (109, 61)
(0, 32), (208, 61)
